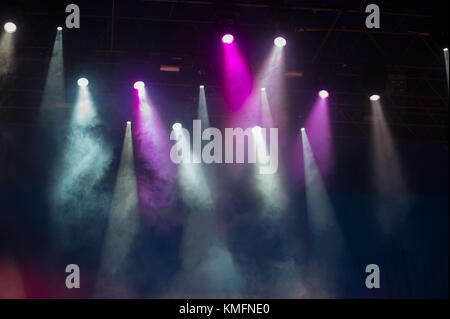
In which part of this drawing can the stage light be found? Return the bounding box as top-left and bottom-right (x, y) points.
(127, 121), (131, 125)
(274, 37), (286, 48)
(444, 48), (449, 52)
(370, 94), (381, 101)
(4, 22), (16, 34)
(252, 125), (262, 134)
(172, 123), (182, 131)
(261, 87), (266, 91)
(57, 26), (63, 31)
(222, 34), (234, 44)
(319, 90), (329, 99)
(134, 81), (145, 90)
(77, 78), (89, 87)
(301, 127), (305, 132)
(200, 85), (205, 89)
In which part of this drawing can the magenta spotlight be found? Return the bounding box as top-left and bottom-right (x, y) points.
(319, 90), (329, 99)
(222, 34), (234, 44)
(134, 81), (145, 90)
(274, 37), (287, 48)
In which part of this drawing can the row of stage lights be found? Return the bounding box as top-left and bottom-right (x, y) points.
(5, 20), (387, 102)
(80, 77), (310, 132)
(222, 33), (287, 48)
(79, 77), (381, 101)
(4, 21), (63, 33)
(3, 20), (286, 47)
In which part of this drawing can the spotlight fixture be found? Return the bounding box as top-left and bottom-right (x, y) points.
(274, 36), (287, 48)
(261, 87), (266, 92)
(57, 26), (63, 31)
(126, 121), (131, 125)
(172, 123), (182, 131)
(444, 48), (449, 52)
(319, 90), (329, 99)
(200, 85), (205, 89)
(4, 22), (17, 33)
(222, 34), (234, 44)
(301, 128), (305, 132)
(252, 126), (262, 134)
(77, 78), (89, 87)
(133, 81), (145, 90)
(370, 94), (381, 101)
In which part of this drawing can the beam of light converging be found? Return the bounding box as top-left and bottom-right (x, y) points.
(260, 88), (274, 128)
(301, 129), (344, 288)
(257, 45), (286, 128)
(371, 100), (409, 233)
(50, 83), (112, 248)
(198, 85), (210, 128)
(371, 100), (406, 194)
(39, 29), (65, 124)
(304, 94), (334, 176)
(251, 126), (287, 220)
(95, 122), (139, 298)
(168, 126), (244, 297)
(222, 39), (253, 113)
(0, 30), (15, 77)
(133, 85), (176, 222)
(444, 48), (449, 90)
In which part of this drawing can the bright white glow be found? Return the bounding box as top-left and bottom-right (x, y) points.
(126, 121), (131, 125)
(370, 94), (381, 101)
(301, 128), (305, 132)
(173, 123), (182, 131)
(133, 81), (145, 90)
(77, 78), (89, 87)
(319, 90), (329, 99)
(200, 85), (205, 89)
(252, 125), (262, 134)
(57, 26), (63, 31)
(4, 22), (16, 34)
(274, 37), (287, 48)
(222, 34), (234, 44)
(261, 87), (266, 91)
(444, 48), (448, 52)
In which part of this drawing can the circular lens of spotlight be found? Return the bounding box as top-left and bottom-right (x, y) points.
(172, 123), (182, 131)
(222, 34), (234, 44)
(126, 121), (131, 125)
(274, 37), (287, 48)
(444, 48), (449, 52)
(252, 125), (262, 134)
(77, 78), (89, 87)
(57, 26), (63, 31)
(301, 128), (306, 132)
(319, 90), (329, 99)
(369, 94), (381, 101)
(4, 22), (17, 33)
(133, 81), (145, 90)
(200, 85), (205, 89)
(261, 87), (266, 92)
